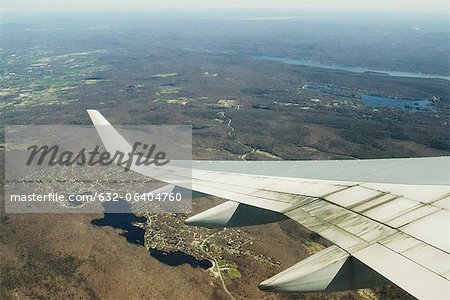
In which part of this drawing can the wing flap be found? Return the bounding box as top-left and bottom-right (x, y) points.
(380, 232), (450, 280)
(354, 243), (449, 300)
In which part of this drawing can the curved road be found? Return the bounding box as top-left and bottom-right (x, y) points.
(200, 230), (236, 300)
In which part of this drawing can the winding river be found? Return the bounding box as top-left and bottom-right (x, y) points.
(250, 55), (450, 81)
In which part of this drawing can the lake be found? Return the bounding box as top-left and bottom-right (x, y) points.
(91, 200), (213, 270)
(250, 55), (450, 81)
(150, 249), (212, 269)
(360, 95), (434, 111)
(303, 84), (435, 111)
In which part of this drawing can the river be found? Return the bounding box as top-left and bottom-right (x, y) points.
(250, 55), (450, 81)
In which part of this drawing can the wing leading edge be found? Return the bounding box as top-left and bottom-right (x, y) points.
(88, 110), (450, 299)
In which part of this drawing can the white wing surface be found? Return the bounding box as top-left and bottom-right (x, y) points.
(88, 110), (450, 299)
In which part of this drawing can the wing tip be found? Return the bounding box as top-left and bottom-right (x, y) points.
(87, 109), (111, 126)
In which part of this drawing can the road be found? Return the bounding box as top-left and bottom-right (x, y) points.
(199, 230), (236, 300)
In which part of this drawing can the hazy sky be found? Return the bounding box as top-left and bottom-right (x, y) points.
(0, 0), (448, 13)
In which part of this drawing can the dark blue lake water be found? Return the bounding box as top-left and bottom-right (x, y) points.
(303, 84), (434, 111)
(150, 250), (212, 269)
(91, 200), (212, 270)
(360, 95), (434, 111)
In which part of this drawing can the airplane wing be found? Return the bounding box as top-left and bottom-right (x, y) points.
(87, 110), (450, 299)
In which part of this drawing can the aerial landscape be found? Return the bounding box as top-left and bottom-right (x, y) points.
(0, 1), (449, 299)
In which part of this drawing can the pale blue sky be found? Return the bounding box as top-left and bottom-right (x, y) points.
(0, 0), (448, 13)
